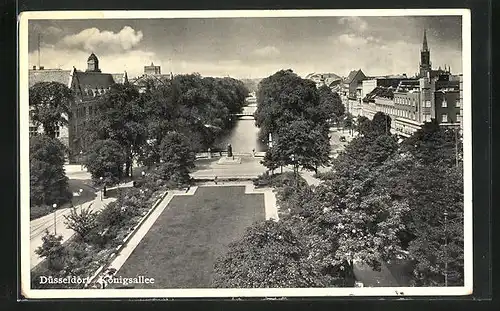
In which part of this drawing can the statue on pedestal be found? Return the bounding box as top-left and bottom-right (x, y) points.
(227, 144), (233, 157)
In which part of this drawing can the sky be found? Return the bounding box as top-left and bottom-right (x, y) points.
(27, 15), (463, 79)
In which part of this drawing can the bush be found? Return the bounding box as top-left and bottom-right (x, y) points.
(253, 172), (307, 189)
(30, 204), (54, 220)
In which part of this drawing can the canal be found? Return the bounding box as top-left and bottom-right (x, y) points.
(212, 101), (267, 154)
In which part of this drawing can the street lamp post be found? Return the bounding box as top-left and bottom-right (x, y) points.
(444, 211), (449, 287)
(52, 203), (57, 235)
(78, 188), (83, 212)
(99, 176), (103, 201)
(80, 150), (83, 171)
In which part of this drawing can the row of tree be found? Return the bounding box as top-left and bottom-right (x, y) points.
(213, 111), (464, 288)
(29, 74), (249, 190)
(80, 74), (248, 185)
(255, 70), (345, 174)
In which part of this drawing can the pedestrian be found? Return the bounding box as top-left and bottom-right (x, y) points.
(214, 175), (218, 185)
(252, 148), (255, 157)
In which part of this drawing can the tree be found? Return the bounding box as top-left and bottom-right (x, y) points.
(402, 119), (461, 167)
(267, 120), (330, 174)
(83, 83), (147, 177)
(83, 139), (127, 186)
(35, 231), (68, 271)
(30, 135), (71, 206)
(64, 206), (98, 242)
(158, 132), (196, 184)
(356, 116), (371, 136)
(211, 220), (331, 288)
(29, 82), (74, 139)
(405, 164), (464, 286)
(255, 70), (326, 144)
(318, 85), (344, 125)
(370, 112), (392, 136)
(311, 164), (409, 274)
(342, 113), (354, 134)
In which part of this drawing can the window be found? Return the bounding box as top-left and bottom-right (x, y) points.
(424, 114), (431, 122)
(425, 100), (431, 108)
(441, 113), (448, 123)
(442, 99), (447, 108)
(456, 112), (461, 122)
(456, 99), (461, 107)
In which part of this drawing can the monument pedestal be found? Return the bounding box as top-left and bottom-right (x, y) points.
(217, 156), (242, 165)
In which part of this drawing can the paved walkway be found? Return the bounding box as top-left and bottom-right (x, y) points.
(30, 182), (134, 269)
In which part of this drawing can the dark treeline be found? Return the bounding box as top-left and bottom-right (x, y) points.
(81, 73), (249, 184)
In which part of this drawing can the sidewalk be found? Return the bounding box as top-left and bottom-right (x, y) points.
(30, 182), (133, 269)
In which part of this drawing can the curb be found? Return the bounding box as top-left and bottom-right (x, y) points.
(84, 189), (169, 288)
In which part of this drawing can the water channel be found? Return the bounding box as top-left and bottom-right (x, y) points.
(212, 100), (268, 154)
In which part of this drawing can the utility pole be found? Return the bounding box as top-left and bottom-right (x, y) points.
(444, 211), (448, 287)
(37, 33), (41, 69)
(455, 126), (459, 167)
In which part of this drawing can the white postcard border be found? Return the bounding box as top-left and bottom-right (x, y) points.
(19, 8), (473, 299)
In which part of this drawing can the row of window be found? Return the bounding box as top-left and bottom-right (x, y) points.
(29, 126), (60, 137)
(379, 106), (417, 121)
(394, 97), (417, 106)
(440, 98), (461, 108)
(75, 105), (96, 119)
(441, 112), (461, 123)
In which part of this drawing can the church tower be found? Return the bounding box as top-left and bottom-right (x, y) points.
(419, 29), (431, 78)
(86, 52), (101, 72)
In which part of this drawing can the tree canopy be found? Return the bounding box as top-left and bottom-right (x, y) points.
(29, 82), (74, 139)
(30, 135), (71, 206)
(211, 220), (330, 288)
(82, 139), (127, 186)
(317, 85), (344, 124)
(157, 131), (196, 184)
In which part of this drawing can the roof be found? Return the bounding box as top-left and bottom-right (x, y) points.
(362, 86), (394, 102)
(395, 79), (420, 92)
(72, 71), (120, 89)
(29, 69), (72, 88)
(130, 73), (172, 88)
(305, 72), (342, 82)
(344, 69), (365, 84)
(88, 53), (98, 61)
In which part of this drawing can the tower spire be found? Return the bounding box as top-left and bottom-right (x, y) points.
(422, 29), (429, 51)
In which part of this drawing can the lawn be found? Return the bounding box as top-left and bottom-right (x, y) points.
(112, 186), (265, 288)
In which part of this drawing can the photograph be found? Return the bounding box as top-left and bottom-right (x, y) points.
(19, 9), (472, 298)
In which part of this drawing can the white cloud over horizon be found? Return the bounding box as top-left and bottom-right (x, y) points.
(28, 17), (463, 79)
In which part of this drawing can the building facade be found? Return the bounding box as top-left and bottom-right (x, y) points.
(130, 63), (173, 93)
(359, 29), (462, 137)
(341, 69), (366, 116)
(29, 53), (128, 163)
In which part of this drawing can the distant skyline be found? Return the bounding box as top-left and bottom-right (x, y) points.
(27, 15), (463, 79)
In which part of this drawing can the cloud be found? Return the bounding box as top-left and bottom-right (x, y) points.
(338, 16), (368, 32)
(58, 26), (144, 53)
(28, 45), (156, 78)
(45, 26), (63, 35)
(252, 46), (280, 57)
(337, 34), (369, 47)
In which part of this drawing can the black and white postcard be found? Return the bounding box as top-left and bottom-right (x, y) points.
(19, 9), (472, 298)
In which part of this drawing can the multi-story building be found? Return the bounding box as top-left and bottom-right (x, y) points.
(130, 63), (173, 93)
(341, 69), (366, 116)
(28, 53), (128, 163)
(359, 29), (462, 137)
